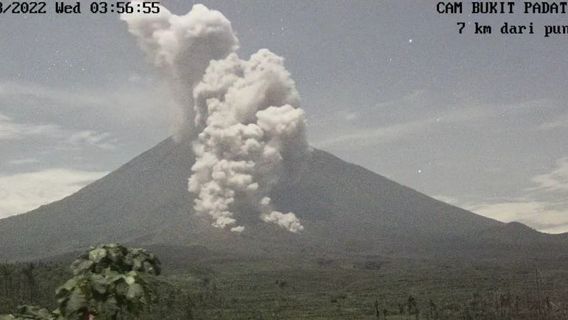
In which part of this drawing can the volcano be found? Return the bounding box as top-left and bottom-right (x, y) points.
(1, 138), (566, 262)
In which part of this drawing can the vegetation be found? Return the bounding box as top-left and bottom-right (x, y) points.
(1, 244), (162, 320)
(2, 248), (568, 319)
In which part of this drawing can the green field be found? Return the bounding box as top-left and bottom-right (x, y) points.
(2, 253), (567, 319)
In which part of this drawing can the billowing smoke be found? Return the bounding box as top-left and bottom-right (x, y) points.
(189, 50), (309, 233)
(122, 4), (310, 233)
(121, 2), (239, 140)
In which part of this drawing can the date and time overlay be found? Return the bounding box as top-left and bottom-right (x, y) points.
(0, 1), (160, 14)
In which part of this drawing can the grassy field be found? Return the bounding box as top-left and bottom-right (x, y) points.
(2, 254), (568, 319)
(164, 255), (568, 319)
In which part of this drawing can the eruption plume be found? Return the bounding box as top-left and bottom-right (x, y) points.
(121, 2), (239, 140)
(122, 3), (310, 233)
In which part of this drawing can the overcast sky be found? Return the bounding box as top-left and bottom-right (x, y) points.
(1, 1), (567, 233)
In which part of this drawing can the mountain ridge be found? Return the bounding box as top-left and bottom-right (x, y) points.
(0, 137), (566, 262)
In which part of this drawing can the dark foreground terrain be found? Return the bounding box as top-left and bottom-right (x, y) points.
(1, 138), (568, 319)
(1, 246), (568, 320)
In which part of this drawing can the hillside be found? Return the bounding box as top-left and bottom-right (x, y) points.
(0, 137), (565, 262)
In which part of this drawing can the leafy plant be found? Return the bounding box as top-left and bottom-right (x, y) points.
(55, 244), (161, 319)
(0, 305), (56, 320)
(1, 244), (161, 320)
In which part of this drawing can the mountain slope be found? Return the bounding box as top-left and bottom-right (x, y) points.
(0, 138), (565, 262)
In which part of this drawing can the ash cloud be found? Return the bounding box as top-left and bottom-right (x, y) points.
(121, 2), (239, 140)
(122, 4), (310, 233)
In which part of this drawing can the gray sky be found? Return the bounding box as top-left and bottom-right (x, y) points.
(1, 1), (567, 233)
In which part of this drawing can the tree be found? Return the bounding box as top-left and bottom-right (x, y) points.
(56, 243), (161, 320)
(374, 299), (380, 319)
(407, 295), (418, 320)
(1, 244), (161, 320)
(21, 263), (36, 302)
(428, 299), (438, 320)
(0, 264), (15, 296)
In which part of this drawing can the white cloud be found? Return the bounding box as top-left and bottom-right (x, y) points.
(67, 130), (117, 150)
(0, 169), (107, 219)
(313, 106), (486, 148)
(0, 80), (171, 219)
(538, 114), (568, 131)
(312, 94), (554, 151)
(531, 157), (568, 193)
(0, 112), (61, 141)
(0, 112), (117, 151)
(432, 195), (460, 206)
(439, 157), (568, 234)
(311, 94), (494, 150)
(0, 81), (103, 108)
(0, 79), (174, 134)
(8, 158), (39, 166)
(465, 200), (568, 234)
(314, 117), (438, 149)
(344, 112), (358, 121)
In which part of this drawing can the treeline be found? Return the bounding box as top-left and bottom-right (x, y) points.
(0, 244), (196, 320)
(0, 262), (67, 314)
(2, 258), (568, 319)
(371, 292), (568, 320)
